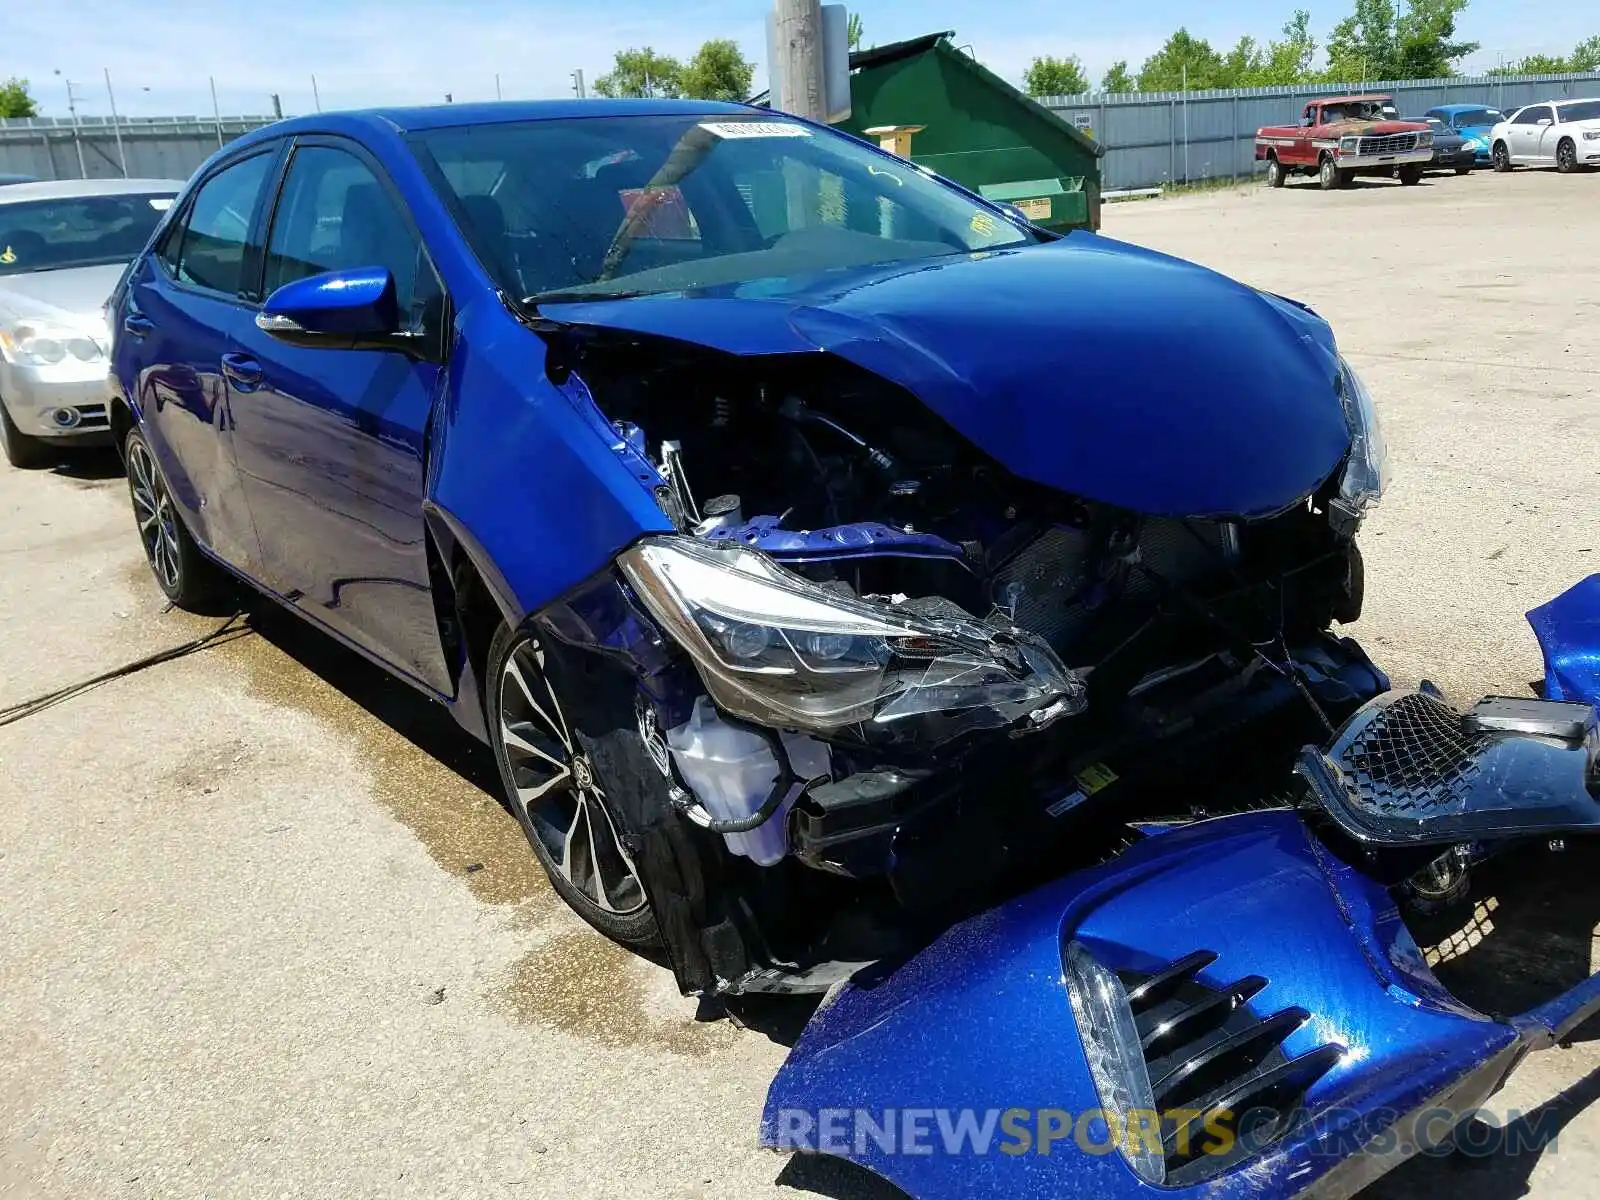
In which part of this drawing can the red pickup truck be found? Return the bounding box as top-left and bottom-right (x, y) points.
(1255, 94), (1435, 189)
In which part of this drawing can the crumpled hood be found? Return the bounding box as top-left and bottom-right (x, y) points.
(542, 235), (1352, 518)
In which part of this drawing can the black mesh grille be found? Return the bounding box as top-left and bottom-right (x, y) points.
(1115, 950), (1342, 1185)
(1335, 692), (1481, 814)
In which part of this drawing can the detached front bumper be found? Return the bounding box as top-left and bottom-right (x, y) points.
(763, 807), (1600, 1199)
(1335, 147), (1434, 170)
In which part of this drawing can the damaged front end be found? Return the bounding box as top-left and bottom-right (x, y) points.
(527, 287), (1390, 995)
(760, 597), (1600, 1198)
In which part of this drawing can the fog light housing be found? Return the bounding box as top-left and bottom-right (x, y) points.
(51, 407), (82, 429)
(1064, 941), (1165, 1183)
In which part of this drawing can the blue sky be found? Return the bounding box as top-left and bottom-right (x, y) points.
(9, 0), (1596, 119)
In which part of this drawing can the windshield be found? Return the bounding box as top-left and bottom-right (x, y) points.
(0, 192), (174, 277)
(414, 114), (1038, 303)
(1323, 100), (1392, 122)
(1558, 100), (1600, 122)
(1452, 108), (1503, 127)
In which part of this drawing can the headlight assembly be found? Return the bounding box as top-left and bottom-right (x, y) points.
(1339, 136), (1359, 154)
(1332, 355), (1388, 523)
(0, 321), (105, 367)
(1417, 131), (1434, 147)
(619, 536), (1084, 742)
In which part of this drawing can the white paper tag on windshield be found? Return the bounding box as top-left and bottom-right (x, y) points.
(698, 121), (811, 139)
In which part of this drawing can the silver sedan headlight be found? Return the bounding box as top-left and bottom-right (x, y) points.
(620, 536), (1084, 742)
(0, 320), (106, 367)
(1333, 355), (1388, 522)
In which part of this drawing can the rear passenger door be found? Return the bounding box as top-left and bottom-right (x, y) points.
(119, 145), (282, 574)
(228, 137), (452, 694)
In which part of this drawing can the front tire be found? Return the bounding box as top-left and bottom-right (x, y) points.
(1454, 165), (1472, 176)
(487, 624), (661, 948)
(1492, 141), (1512, 172)
(1556, 138), (1579, 174)
(1318, 155), (1340, 190)
(1398, 164), (1424, 186)
(0, 400), (50, 469)
(1265, 155), (1285, 188)
(124, 427), (230, 609)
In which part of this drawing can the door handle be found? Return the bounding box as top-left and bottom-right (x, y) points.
(122, 313), (153, 338)
(220, 353), (263, 390)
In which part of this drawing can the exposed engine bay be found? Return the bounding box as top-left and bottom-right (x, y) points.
(549, 330), (1384, 993)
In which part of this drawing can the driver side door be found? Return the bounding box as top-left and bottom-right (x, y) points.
(229, 137), (454, 695)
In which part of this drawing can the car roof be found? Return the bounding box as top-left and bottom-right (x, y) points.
(0, 177), (186, 205)
(223, 97), (763, 154)
(1428, 103), (1498, 114)
(1316, 94), (1394, 106)
(1555, 96), (1600, 107)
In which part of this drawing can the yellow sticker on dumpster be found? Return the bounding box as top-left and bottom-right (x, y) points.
(1075, 763), (1119, 795)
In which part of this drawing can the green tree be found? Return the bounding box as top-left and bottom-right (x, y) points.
(1259, 10), (1319, 83)
(1574, 34), (1600, 70)
(1491, 34), (1600, 74)
(0, 77), (38, 118)
(1137, 29), (1229, 90)
(1325, 0), (1400, 80)
(1023, 55), (1089, 96)
(1394, 0), (1478, 77)
(1100, 60), (1135, 92)
(1325, 0), (1477, 81)
(594, 47), (683, 99)
(680, 38), (755, 101)
(847, 12), (865, 51)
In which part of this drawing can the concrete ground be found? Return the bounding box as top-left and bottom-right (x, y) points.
(2, 166), (1598, 1199)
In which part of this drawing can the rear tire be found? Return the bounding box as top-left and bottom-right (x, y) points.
(1398, 164), (1423, 186)
(1492, 141), (1512, 172)
(0, 400), (50, 469)
(1556, 138), (1579, 174)
(1265, 155), (1285, 188)
(124, 427), (231, 610)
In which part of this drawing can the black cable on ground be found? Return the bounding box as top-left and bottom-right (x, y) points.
(0, 612), (252, 729)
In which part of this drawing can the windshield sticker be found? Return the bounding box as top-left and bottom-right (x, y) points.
(969, 212), (998, 237)
(0, 246), (15, 265)
(698, 121), (812, 139)
(148, 197), (174, 211)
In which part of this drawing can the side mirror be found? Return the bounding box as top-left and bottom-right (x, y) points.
(255, 266), (406, 351)
(1537, 117), (1552, 127)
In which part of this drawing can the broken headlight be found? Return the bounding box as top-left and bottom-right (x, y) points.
(619, 536), (1084, 740)
(1333, 355), (1389, 523)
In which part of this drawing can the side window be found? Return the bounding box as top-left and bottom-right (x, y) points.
(1512, 107), (1541, 125)
(263, 144), (441, 336)
(1302, 105), (1316, 126)
(173, 152), (275, 295)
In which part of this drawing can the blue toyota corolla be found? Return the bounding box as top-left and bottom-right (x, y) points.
(107, 100), (1600, 1198)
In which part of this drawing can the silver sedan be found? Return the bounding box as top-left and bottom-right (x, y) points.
(1, 177), (184, 468)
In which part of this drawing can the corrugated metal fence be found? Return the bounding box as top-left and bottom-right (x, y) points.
(1036, 71), (1600, 190)
(0, 115), (275, 182)
(5, 69), (1600, 191)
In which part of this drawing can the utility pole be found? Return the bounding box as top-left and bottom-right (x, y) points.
(773, 0), (826, 121)
(311, 74), (321, 112)
(209, 76), (224, 147)
(495, 73), (502, 101)
(104, 68), (127, 177)
(53, 71), (88, 178)
(270, 93), (283, 119)
(571, 69), (586, 99)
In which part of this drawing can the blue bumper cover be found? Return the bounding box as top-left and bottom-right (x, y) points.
(761, 810), (1600, 1198)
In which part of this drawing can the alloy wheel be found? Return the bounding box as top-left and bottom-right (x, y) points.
(1492, 143), (1510, 172)
(128, 438), (182, 594)
(1557, 140), (1576, 173)
(498, 638), (647, 915)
